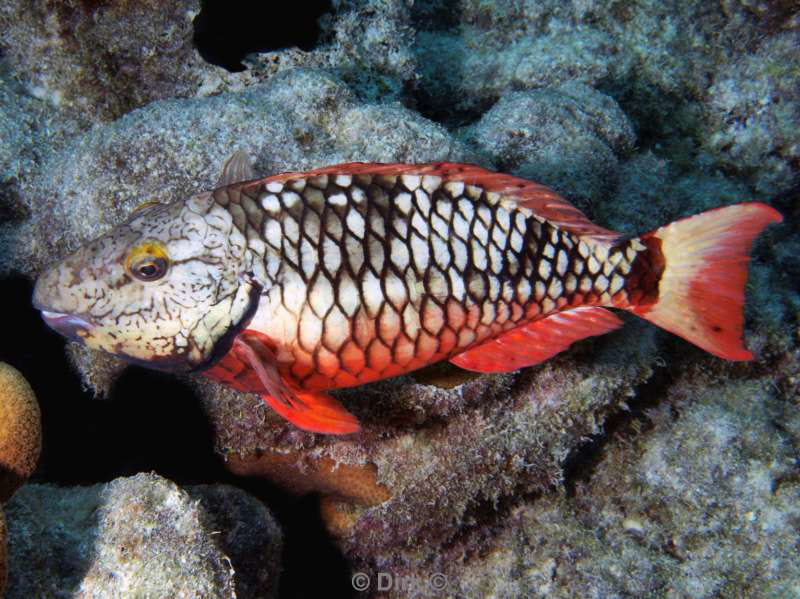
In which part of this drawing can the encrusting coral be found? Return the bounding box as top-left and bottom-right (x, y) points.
(226, 449), (392, 507)
(226, 448), (392, 539)
(0, 363), (41, 502)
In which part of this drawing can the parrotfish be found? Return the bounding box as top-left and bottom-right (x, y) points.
(33, 153), (782, 434)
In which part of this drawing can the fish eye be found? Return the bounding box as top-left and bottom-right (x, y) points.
(131, 257), (168, 281)
(126, 242), (170, 282)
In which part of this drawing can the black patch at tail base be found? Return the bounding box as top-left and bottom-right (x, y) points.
(623, 236), (664, 308)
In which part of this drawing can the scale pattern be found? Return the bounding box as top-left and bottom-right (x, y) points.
(210, 172), (645, 390)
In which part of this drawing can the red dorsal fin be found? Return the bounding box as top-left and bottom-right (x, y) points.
(233, 337), (360, 435)
(450, 307), (623, 373)
(245, 162), (618, 240)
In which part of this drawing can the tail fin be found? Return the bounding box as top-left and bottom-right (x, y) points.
(629, 202), (782, 360)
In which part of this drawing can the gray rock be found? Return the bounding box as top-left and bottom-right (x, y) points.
(371, 371), (800, 598)
(4, 473), (282, 598)
(460, 82), (636, 206)
(413, 0), (800, 194)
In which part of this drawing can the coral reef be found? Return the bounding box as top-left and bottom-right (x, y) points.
(0, 0), (203, 124)
(0, 0), (416, 126)
(0, 62), (77, 274)
(413, 0), (800, 194)
(0, 363), (41, 502)
(4, 473), (283, 598)
(0, 509), (6, 597)
(0, 0), (797, 595)
(700, 30), (800, 194)
(201, 321), (660, 560)
(17, 68), (466, 278)
(460, 82), (636, 206)
(380, 361), (800, 598)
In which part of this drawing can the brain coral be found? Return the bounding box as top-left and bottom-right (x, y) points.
(0, 362), (41, 502)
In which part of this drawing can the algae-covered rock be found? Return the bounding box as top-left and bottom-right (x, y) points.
(199, 319), (660, 563)
(460, 82), (636, 206)
(0, 0), (204, 124)
(363, 359), (800, 598)
(4, 473), (282, 598)
(0, 61), (77, 275)
(700, 31), (800, 194)
(413, 0), (800, 193)
(0, 0), (417, 126)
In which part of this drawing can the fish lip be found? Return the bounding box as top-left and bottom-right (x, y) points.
(39, 310), (94, 340)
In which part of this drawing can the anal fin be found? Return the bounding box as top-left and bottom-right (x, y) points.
(450, 307), (623, 373)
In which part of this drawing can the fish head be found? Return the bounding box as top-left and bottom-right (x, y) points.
(33, 192), (261, 372)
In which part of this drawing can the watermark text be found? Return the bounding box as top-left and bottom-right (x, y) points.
(351, 571), (448, 593)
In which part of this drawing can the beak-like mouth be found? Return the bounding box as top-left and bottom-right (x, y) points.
(40, 310), (94, 341)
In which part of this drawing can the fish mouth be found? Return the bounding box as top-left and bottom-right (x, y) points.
(40, 310), (94, 341)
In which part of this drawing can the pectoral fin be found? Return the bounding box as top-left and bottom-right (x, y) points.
(261, 390), (361, 435)
(233, 337), (361, 435)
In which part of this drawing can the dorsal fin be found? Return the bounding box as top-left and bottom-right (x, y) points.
(245, 161), (618, 240)
(218, 150), (257, 187)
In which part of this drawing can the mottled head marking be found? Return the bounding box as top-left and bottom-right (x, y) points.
(33, 191), (260, 371)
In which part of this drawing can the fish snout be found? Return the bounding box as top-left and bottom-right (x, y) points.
(38, 310), (94, 341)
(33, 265), (94, 341)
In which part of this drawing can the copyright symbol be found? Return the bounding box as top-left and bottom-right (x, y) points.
(352, 572), (370, 591)
(429, 573), (447, 591)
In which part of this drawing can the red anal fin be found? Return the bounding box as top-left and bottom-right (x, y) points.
(233, 337), (360, 435)
(450, 307), (623, 373)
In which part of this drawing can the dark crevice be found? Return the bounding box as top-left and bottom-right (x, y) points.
(562, 360), (676, 498)
(0, 180), (30, 225)
(0, 274), (351, 598)
(192, 0), (333, 72)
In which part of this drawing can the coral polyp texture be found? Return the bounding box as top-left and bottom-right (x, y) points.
(0, 363), (41, 502)
(0, 0), (798, 596)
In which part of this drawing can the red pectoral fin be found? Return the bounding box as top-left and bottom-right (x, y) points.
(233, 337), (360, 435)
(450, 307), (623, 373)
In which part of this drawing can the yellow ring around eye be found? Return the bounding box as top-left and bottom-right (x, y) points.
(126, 242), (170, 280)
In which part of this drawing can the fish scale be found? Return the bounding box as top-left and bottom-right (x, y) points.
(209, 171), (642, 391)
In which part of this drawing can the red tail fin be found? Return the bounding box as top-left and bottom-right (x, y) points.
(630, 202), (782, 360)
